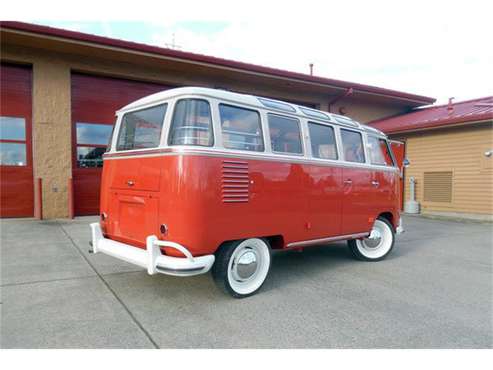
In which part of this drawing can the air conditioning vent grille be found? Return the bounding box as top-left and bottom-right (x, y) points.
(424, 171), (453, 203)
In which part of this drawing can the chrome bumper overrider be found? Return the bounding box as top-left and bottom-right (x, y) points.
(396, 217), (404, 234)
(90, 223), (215, 276)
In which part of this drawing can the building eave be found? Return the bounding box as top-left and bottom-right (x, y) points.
(0, 21), (436, 107)
(385, 117), (493, 135)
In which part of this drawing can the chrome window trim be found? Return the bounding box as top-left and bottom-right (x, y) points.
(168, 97), (214, 147)
(115, 103), (168, 153)
(258, 97), (297, 113)
(306, 120), (339, 160)
(217, 102), (265, 153)
(266, 113), (305, 156)
(117, 91), (376, 132)
(299, 106), (330, 120)
(385, 139), (398, 167)
(366, 133), (397, 168)
(110, 100), (172, 153)
(103, 146), (399, 173)
(108, 92), (394, 177)
(340, 127), (367, 164)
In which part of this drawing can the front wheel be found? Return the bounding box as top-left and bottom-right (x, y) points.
(212, 238), (271, 298)
(348, 217), (395, 261)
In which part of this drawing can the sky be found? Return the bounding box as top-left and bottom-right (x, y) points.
(20, 0), (492, 105)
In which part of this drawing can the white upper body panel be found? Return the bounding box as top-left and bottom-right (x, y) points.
(118, 86), (386, 137)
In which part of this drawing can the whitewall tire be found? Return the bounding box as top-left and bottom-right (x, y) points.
(212, 238), (271, 298)
(348, 217), (395, 261)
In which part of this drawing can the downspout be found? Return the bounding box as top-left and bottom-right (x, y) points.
(328, 87), (353, 113)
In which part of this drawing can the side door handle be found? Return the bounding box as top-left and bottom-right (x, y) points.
(344, 179), (352, 185)
(127, 180), (135, 187)
(371, 180), (379, 187)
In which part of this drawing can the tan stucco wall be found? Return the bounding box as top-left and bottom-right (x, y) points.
(330, 98), (405, 124)
(1, 42), (407, 218)
(32, 60), (72, 218)
(396, 123), (493, 216)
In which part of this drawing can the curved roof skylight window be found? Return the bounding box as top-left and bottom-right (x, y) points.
(258, 97), (296, 112)
(334, 116), (359, 127)
(299, 107), (329, 120)
(364, 126), (382, 134)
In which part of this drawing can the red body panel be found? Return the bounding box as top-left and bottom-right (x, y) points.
(390, 140), (406, 210)
(100, 153), (400, 256)
(341, 168), (374, 234)
(0, 64), (34, 218)
(71, 73), (170, 216)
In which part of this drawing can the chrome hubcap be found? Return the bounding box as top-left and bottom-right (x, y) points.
(227, 238), (271, 295)
(362, 227), (382, 249)
(233, 249), (258, 281)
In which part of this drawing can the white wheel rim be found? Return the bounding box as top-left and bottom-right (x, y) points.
(355, 220), (393, 259)
(227, 238), (270, 295)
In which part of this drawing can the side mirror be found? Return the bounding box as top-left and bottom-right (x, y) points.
(403, 158), (410, 167)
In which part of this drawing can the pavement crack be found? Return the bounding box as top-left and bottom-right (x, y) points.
(1, 274), (96, 287)
(58, 221), (159, 349)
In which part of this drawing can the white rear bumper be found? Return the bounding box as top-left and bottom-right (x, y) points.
(90, 223), (215, 276)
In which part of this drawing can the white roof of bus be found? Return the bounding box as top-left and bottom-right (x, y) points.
(119, 86), (385, 135)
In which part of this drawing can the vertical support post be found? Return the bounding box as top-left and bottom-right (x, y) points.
(409, 177), (416, 202)
(68, 177), (74, 219)
(404, 176), (420, 214)
(34, 178), (43, 220)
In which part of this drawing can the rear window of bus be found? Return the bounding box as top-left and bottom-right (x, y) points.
(168, 99), (213, 147)
(267, 114), (303, 155)
(116, 104), (167, 151)
(367, 136), (394, 166)
(219, 104), (264, 152)
(308, 122), (337, 160)
(341, 129), (365, 163)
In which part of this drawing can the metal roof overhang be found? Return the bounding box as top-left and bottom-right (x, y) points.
(0, 21), (436, 108)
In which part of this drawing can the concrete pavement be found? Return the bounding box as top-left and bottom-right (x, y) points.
(1, 215), (492, 348)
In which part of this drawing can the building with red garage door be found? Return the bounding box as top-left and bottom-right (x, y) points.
(0, 21), (435, 218)
(370, 97), (493, 220)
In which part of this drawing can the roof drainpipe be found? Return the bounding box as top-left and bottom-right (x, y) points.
(447, 97), (455, 113)
(328, 87), (353, 113)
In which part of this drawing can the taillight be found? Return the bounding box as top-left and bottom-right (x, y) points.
(160, 224), (168, 235)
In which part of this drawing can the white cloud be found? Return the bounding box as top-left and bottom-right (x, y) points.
(142, 0), (493, 103)
(13, 0), (493, 103)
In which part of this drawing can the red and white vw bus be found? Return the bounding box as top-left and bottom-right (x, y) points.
(90, 87), (403, 298)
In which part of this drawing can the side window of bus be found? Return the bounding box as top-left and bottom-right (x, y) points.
(219, 104), (264, 152)
(367, 136), (394, 166)
(308, 122), (337, 160)
(267, 114), (303, 154)
(169, 99), (213, 147)
(341, 129), (365, 163)
(116, 104), (167, 151)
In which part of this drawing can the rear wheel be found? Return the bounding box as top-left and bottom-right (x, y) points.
(348, 217), (395, 261)
(212, 238), (271, 298)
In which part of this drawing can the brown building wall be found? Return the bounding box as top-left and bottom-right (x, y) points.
(1, 42), (407, 218)
(396, 123), (493, 216)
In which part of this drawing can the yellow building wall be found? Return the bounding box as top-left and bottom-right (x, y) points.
(399, 123), (493, 215)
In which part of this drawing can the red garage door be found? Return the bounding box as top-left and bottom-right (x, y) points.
(71, 73), (170, 216)
(0, 64), (34, 217)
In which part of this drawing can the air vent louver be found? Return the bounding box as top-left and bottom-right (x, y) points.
(222, 160), (249, 203)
